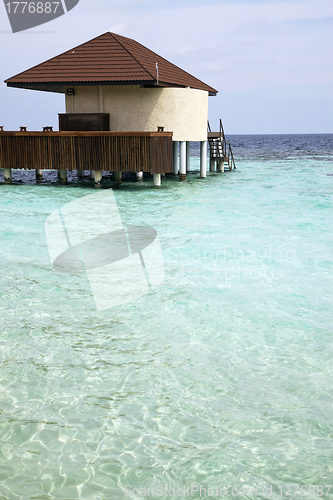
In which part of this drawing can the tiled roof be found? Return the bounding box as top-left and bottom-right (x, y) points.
(5, 32), (217, 94)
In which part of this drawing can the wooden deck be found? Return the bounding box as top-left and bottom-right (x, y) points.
(0, 131), (173, 174)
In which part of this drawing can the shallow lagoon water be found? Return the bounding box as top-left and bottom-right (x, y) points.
(0, 135), (332, 499)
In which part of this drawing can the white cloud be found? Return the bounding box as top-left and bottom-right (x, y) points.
(109, 23), (128, 35)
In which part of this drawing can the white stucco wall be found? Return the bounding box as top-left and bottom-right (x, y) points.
(65, 85), (209, 141)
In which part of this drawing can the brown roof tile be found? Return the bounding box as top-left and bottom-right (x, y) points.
(5, 32), (217, 94)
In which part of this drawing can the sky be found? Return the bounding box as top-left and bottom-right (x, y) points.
(0, 0), (332, 134)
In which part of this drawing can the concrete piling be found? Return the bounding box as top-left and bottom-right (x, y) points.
(114, 171), (122, 186)
(36, 169), (43, 181)
(4, 168), (11, 184)
(186, 141), (190, 172)
(95, 170), (102, 188)
(59, 169), (67, 184)
(179, 141), (186, 181)
(173, 141), (178, 175)
(153, 173), (161, 187)
(200, 141), (207, 178)
(217, 161), (224, 173)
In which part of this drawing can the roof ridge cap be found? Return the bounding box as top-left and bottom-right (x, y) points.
(110, 32), (156, 82)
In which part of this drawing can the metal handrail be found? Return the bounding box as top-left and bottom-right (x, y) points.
(227, 143), (236, 169)
(220, 119), (226, 141)
(208, 120), (236, 169)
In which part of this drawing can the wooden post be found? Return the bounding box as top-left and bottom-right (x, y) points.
(77, 169), (85, 178)
(36, 169), (43, 181)
(136, 172), (143, 181)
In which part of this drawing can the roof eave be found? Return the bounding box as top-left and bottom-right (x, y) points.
(5, 80), (156, 93)
(6, 80), (218, 95)
(144, 81), (218, 94)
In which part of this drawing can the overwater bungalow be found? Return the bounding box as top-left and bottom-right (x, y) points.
(1, 32), (235, 186)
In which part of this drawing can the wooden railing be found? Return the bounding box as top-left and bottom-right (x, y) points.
(0, 130), (173, 174)
(207, 119), (236, 169)
(227, 143), (236, 169)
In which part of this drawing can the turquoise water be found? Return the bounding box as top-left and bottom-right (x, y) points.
(0, 135), (332, 500)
